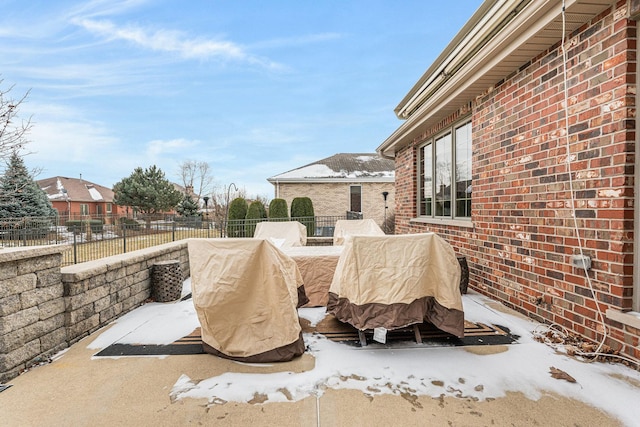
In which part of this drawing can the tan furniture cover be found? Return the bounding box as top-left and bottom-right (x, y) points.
(327, 233), (464, 338)
(188, 238), (305, 362)
(253, 221), (307, 248)
(282, 246), (344, 307)
(333, 219), (385, 245)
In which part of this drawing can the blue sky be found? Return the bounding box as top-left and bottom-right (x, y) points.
(1, 0), (483, 198)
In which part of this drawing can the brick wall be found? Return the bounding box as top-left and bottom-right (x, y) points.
(276, 182), (395, 227)
(394, 3), (639, 359)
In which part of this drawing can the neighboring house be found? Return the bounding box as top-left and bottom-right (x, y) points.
(38, 176), (122, 220)
(267, 153), (395, 229)
(378, 0), (639, 360)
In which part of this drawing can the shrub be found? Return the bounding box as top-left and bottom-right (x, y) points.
(117, 217), (141, 231)
(244, 200), (267, 237)
(268, 198), (289, 221)
(66, 219), (104, 234)
(290, 197), (315, 237)
(227, 197), (248, 237)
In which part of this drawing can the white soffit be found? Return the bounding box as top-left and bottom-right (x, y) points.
(378, 0), (617, 158)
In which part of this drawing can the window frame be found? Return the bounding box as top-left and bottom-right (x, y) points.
(80, 204), (89, 216)
(417, 118), (472, 221)
(350, 185), (362, 213)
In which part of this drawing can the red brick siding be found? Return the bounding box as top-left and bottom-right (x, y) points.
(394, 3), (639, 359)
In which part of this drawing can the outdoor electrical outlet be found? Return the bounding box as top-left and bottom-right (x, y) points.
(571, 255), (591, 270)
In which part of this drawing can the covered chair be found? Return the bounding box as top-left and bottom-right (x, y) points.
(253, 221), (307, 248)
(333, 218), (385, 245)
(327, 233), (464, 341)
(188, 238), (306, 362)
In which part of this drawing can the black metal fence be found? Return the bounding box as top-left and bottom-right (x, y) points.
(0, 213), (363, 266)
(225, 214), (361, 238)
(0, 215), (217, 266)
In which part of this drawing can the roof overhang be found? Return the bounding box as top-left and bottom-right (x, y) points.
(377, 0), (617, 158)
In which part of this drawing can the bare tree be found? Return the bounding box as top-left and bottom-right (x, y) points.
(208, 182), (246, 224)
(177, 160), (214, 203)
(0, 80), (31, 165)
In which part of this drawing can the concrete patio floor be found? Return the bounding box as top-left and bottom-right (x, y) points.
(1, 291), (639, 426)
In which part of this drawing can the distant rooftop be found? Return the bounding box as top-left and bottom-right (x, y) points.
(37, 176), (115, 202)
(268, 153), (395, 183)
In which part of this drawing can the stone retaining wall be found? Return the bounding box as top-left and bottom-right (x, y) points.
(0, 246), (67, 382)
(62, 241), (189, 345)
(0, 240), (189, 382)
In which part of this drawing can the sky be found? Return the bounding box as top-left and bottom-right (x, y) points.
(1, 0), (484, 199)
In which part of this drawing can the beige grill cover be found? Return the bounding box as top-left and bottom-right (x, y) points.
(253, 221), (307, 248)
(333, 219), (384, 245)
(327, 233), (464, 337)
(188, 238), (305, 361)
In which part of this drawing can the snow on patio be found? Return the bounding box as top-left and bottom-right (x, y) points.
(86, 279), (640, 426)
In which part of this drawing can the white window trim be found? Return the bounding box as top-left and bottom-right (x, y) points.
(417, 118), (472, 220)
(410, 217), (474, 229)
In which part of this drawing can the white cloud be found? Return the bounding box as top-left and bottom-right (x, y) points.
(249, 32), (343, 50)
(26, 103), (118, 162)
(146, 138), (200, 159)
(73, 18), (284, 70)
(67, 0), (150, 20)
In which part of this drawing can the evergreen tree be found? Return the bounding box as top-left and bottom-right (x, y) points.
(113, 165), (182, 215)
(244, 200), (267, 236)
(268, 198), (289, 221)
(176, 193), (199, 217)
(290, 197), (315, 237)
(226, 197), (247, 237)
(0, 152), (55, 218)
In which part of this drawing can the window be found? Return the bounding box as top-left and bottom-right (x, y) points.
(419, 120), (472, 219)
(106, 203), (112, 214)
(80, 204), (89, 215)
(350, 185), (362, 212)
(96, 204), (103, 215)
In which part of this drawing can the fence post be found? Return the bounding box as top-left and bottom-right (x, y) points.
(73, 231), (77, 264)
(172, 221), (176, 241)
(123, 222), (127, 253)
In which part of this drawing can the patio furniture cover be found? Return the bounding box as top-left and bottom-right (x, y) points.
(333, 218), (385, 245)
(188, 238), (306, 362)
(253, 221), (307, 248)
(327, 233), (465, 338)
(282, 245), (344, 307)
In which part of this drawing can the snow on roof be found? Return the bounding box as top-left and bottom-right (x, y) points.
(37, 176), (115, 202)
(269, 153), (395, 181)
(87, 186), (104, 201)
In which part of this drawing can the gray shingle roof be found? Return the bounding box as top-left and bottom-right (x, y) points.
(37, 176), (115, 202)
(268, 153), (395, 182)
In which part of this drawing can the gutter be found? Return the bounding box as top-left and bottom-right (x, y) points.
(395, 0), (525, 120)
(378, 0), (614, 159)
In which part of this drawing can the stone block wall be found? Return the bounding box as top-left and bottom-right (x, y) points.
(393, 3), (639, 359)
(0, 240), (190, 382)
(62, 241), (190, 344)
(0, 246), (67, 382)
